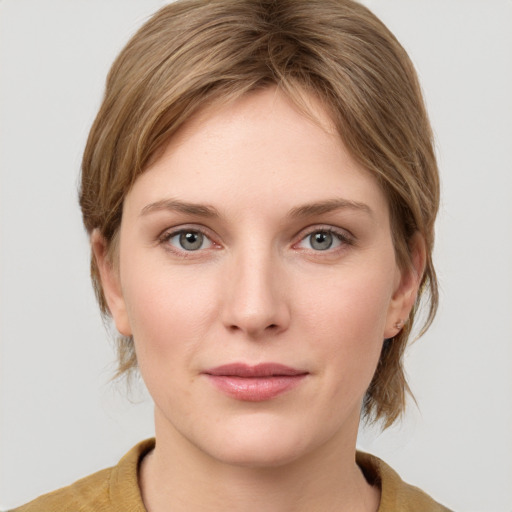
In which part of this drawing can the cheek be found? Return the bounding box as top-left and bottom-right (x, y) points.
(296, 263), (395, 390)
(120, 261), (219, 368)
(299, 261), (395, 340)
(121, 267), (221, 417)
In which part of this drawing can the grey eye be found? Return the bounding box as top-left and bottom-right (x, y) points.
(164, 228), (214, 253)
(309, 231), (333, 251)
(178, 231), (205, 251)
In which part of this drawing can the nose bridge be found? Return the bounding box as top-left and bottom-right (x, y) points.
(222, 239), (289, 337)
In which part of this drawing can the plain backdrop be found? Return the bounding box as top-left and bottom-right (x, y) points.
(1, 1), (511, 510)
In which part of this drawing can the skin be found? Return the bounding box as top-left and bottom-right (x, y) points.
(93, 87), (424, 512)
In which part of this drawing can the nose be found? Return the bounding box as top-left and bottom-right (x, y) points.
(220, 247), (291, 339)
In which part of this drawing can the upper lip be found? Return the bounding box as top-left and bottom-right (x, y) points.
(203, 363), (308, 377)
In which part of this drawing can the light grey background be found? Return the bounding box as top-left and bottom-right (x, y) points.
(1, 1), (511, 510)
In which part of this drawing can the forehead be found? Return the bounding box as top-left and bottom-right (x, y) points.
(123, 87), (389, 224)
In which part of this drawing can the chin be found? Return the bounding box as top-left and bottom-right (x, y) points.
(191, 415), (326, 469)
(208, 439), (307, 469)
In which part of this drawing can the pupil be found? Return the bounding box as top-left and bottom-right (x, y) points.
(311, 231), (332, 250)
(180, 231), (203, 250)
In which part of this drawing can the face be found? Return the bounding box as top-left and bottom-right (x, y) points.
(95, 88), (420, 468)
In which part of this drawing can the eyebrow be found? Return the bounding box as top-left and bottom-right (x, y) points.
(288, 198), (373, 218)
(139, 197), (372, 220)
(139, 199), (220, 218)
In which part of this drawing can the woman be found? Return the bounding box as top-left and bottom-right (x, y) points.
(12, 0), (451, 510)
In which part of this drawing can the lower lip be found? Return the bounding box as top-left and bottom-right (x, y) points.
(205, 375), (307, 401)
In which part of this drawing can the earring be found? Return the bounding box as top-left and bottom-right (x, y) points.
(394, 319), (405, 331)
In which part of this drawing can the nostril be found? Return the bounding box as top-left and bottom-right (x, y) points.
(229, 324), (279, 332)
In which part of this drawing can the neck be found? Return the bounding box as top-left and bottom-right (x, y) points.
(139, 409), (380, 512)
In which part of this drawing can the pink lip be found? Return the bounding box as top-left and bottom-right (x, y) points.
(203, 363), (308, 402)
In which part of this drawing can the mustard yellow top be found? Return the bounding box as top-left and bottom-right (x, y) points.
(11, 439), (452, 512)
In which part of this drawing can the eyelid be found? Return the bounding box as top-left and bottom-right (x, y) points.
(158, 224), (222, 254)
(293, 225), (355, 250)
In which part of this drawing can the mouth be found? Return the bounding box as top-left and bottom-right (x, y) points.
(202, 363), (309, 402)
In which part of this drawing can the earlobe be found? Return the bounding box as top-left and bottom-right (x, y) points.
(384, 232), (426, 339)
(90, 229), (132, 337)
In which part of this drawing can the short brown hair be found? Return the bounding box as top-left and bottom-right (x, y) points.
(80, 0), (439, 428)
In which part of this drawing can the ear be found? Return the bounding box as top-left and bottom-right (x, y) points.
(384, 232), (426, 339)
(91, 229), (132, 337)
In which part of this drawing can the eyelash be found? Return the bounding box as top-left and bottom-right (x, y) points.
(158, 225), (355, 257)
(157, 226), (219, 258)
(294, 226), (355, 253)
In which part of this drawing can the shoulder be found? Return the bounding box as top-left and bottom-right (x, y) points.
(356, 451), (453, 512)
(10, 439), (155, 512)
(9, 467), (113, 512)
